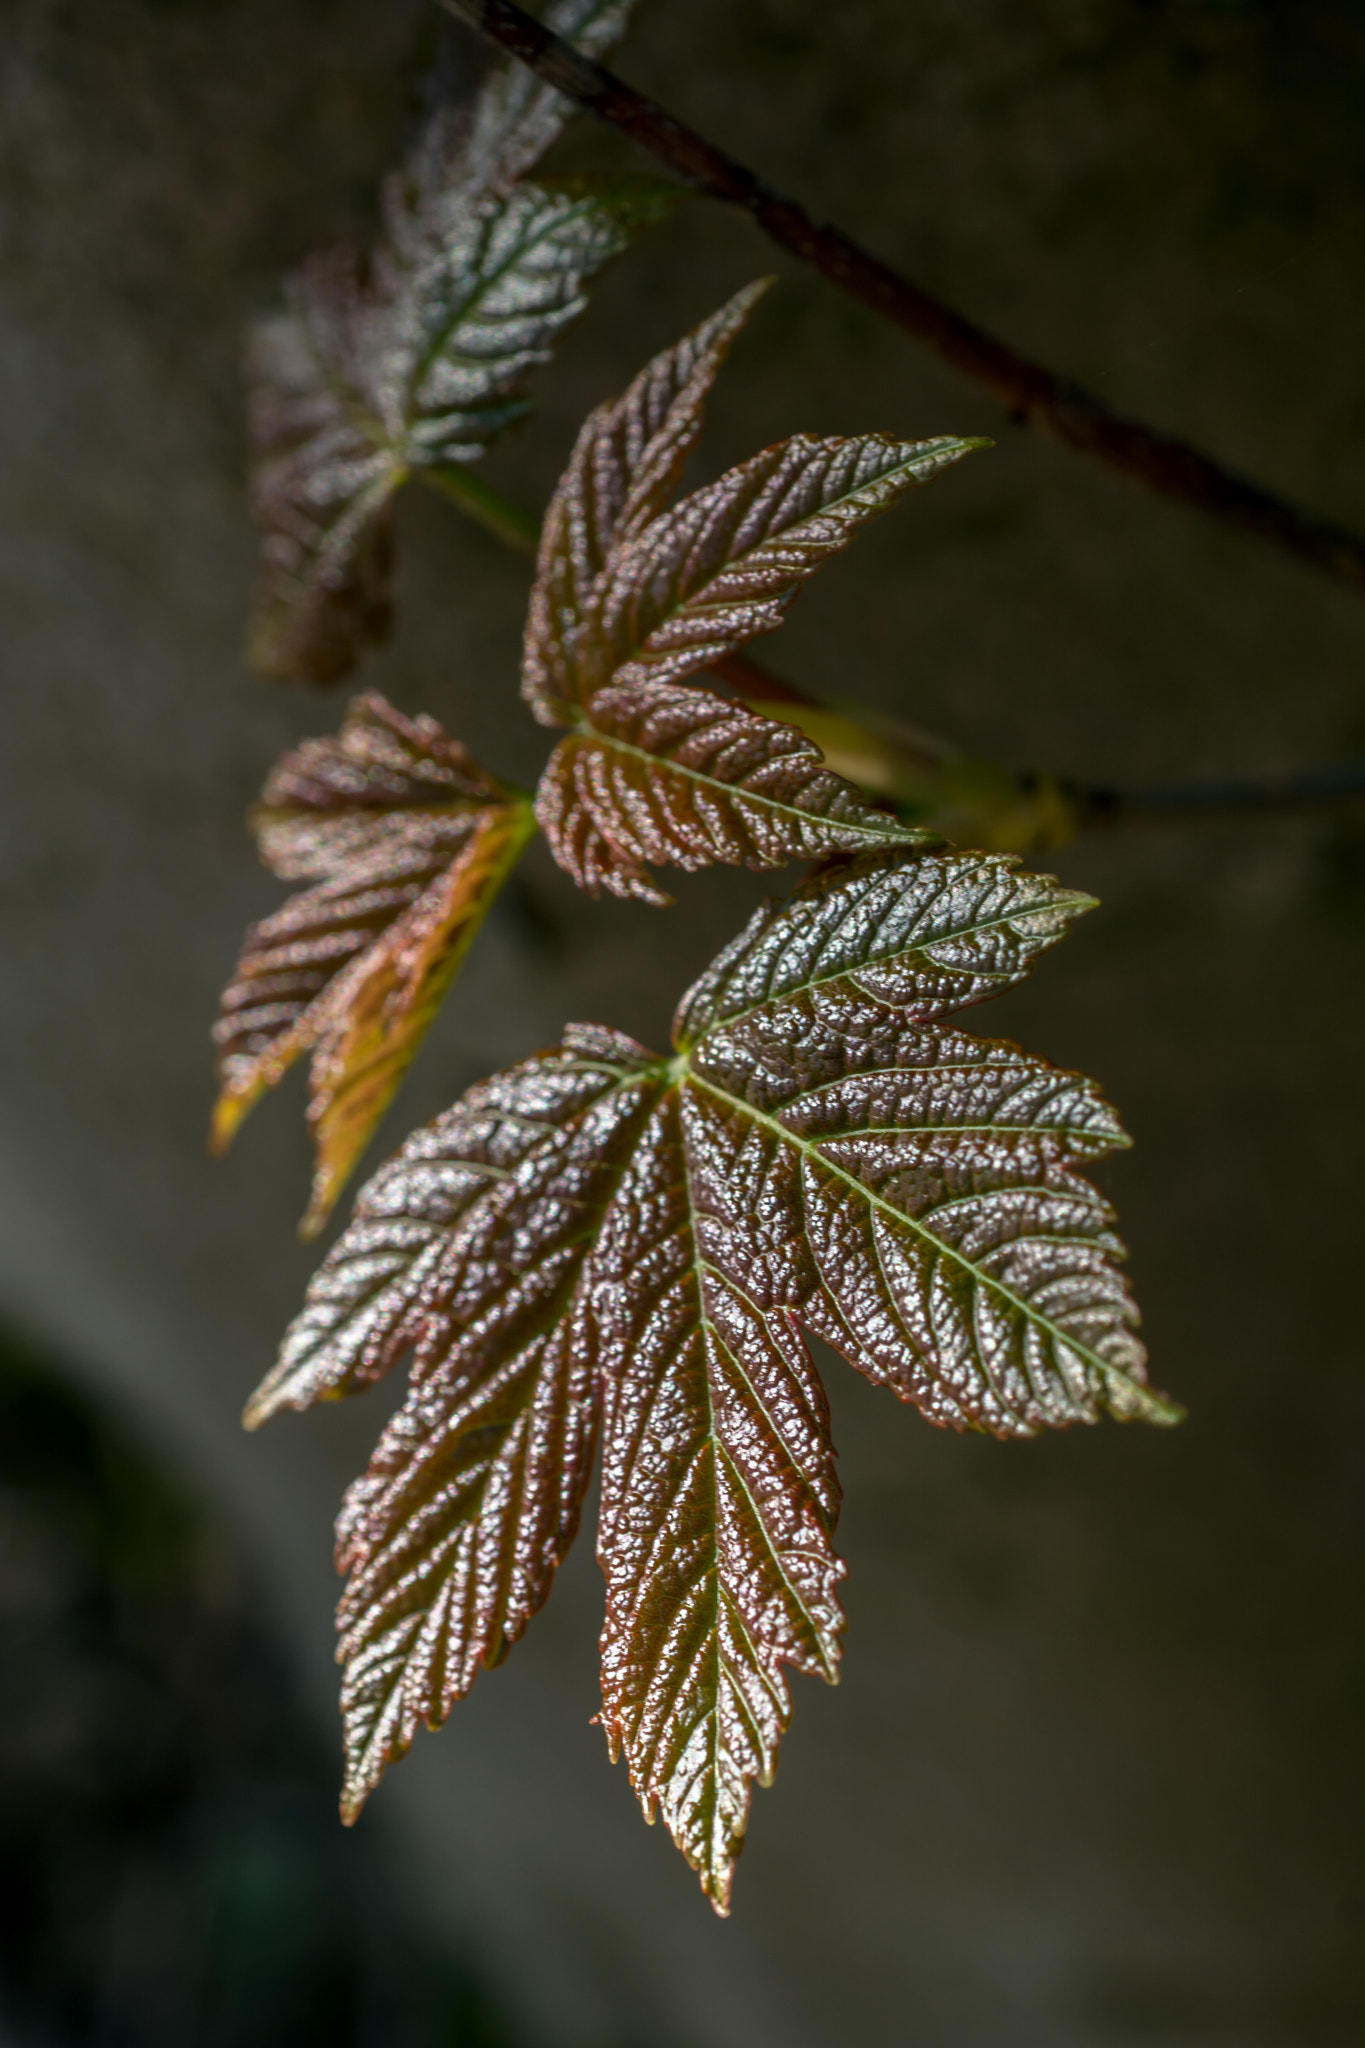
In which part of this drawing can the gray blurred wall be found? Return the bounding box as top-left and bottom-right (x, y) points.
(2, 3), (1364, 2043)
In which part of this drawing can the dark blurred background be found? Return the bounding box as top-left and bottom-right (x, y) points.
(2, 2), (1364, 2043)
(0, 1329), (513, 2046)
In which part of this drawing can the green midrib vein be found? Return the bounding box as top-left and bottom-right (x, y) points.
(677, 890), (1095, 1039)
(684, 1067), (1179, 1427)
(573, 721), (920, 844)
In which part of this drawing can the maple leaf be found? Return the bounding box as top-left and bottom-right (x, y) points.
(211, 692), (534, 1235)
(250, 843), (1177, 1911)
(246, 0), (679, 684)
(523, 284), (988, 900)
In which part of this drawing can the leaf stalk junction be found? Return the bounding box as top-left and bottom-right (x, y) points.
(417, 437), (1365, 850)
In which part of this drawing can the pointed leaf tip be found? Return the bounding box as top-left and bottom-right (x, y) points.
(280, 814), (1171, 1901)
(328, 1034), (666, 1811)
(523, 276), (778, 727)
(212, 694), (532, 1231)
(524, 294), (994, 898)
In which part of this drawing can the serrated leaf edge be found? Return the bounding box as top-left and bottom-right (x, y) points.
(682, 1067), (1178, 1429)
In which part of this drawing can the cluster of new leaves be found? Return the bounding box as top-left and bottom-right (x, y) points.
(219, 285), (989, 1224)
(223, 277), (1179, 1911)
(247, 0), (679, 683)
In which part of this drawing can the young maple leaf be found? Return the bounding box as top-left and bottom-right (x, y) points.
(524, 282), (990, 902)
(247, 844), (1179, 1912)
(247, 0), (679, 684)
(211, 692), (533, 1236)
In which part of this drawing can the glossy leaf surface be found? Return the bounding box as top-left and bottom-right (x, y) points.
(523, 279), (773, 724)
(255, 844), (1175, 1909)
(246, 0), (674, 683)
(330, 1030), (661, 1815)
(212, 693), (533, 1234)
(583, 430), (988, 698)
(524, 286), (983, 897)
(535, 675), (938, 904)
(592, 1088), (845, 1908)
(673, 851), (1168, 1433)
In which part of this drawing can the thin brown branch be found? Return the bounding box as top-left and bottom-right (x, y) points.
(441, 0), (1365, 597)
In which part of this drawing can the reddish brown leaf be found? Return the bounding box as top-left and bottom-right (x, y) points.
(535, 676), (937, 905)
(583, 429), (988, 698)
(258, 843), (1176, 1907)
(523, 278), (773, 725)
(244, 1027), (654, 1427)
(212, 693), (533, 1233)
(524, 287), (986, 897)
(246, 285), (399, 686)
(329, 1031), (664, 1814)
(593, 1089), (844, 1912)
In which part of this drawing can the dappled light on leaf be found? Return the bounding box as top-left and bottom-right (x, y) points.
(328, 1029), (661, 1817)
(592, 1087), (845, 1911)
(584, 430), (989, 697)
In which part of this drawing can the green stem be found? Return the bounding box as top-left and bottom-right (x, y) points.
(416, 459), (1365, 851)
(419, 461), (541, 557)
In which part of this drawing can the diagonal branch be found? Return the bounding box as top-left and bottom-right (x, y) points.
(440, 0), (1365, 598)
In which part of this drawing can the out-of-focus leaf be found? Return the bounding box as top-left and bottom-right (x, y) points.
(524, 285), (985, 898)
(405, 0), (642, 224)
(752, 695), (1089, 853)
(212, 693), (534, 1234)
(255, 843), (1176, 1908)
(247, 0), (676, 684)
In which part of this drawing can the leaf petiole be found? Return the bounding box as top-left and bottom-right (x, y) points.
(420, 435), (1365, 850)
(418, 461), (542, 557)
